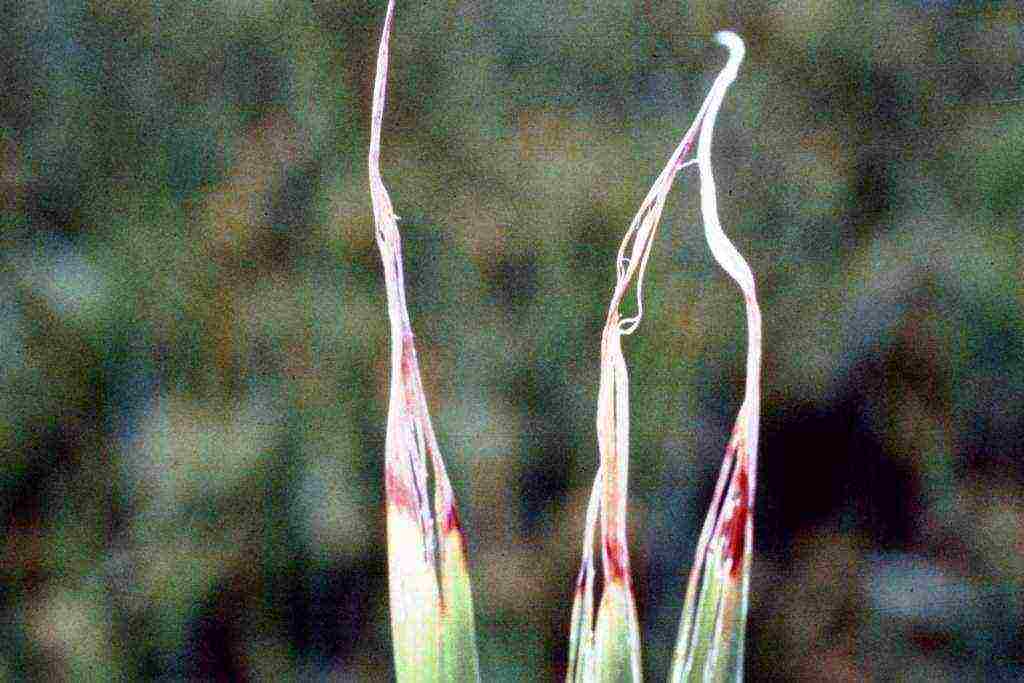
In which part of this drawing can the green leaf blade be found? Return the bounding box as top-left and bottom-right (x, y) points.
(439, 500), (482, 682)
(387, 495), (441, 682)
(593, 580), (641, 683)
(670, 415), (755, 683)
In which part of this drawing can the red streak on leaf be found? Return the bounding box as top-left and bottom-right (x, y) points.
(399, 341), (421, 410)
(575, 557), (590, 593)
(440, 499), (460, 536)
(440, 500), (469, 557)
(604, 533), (627, 583)
(385, 465), (418, 516)
(720, 459), (750, 579)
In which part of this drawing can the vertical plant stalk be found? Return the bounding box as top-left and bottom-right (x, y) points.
(369, 2), (480, 680)
(669, 31), (759, 683)
(566, 31), (756, 683)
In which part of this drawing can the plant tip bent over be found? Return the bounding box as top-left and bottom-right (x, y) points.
(565, 30), (761, 683)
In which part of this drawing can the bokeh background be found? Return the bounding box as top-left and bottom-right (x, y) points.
(1, 0), (1022, 680)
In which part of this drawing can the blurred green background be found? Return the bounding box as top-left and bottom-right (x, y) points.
(1, 0), (1022, 680)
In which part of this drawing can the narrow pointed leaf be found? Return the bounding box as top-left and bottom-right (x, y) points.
(669, 31), (760, 683)
(437, 478), (481, 680)
(567, 473), (601, 683)
(369, 2), (480, 680)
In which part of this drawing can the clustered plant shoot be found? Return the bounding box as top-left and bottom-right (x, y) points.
(369, 2), (761, 681)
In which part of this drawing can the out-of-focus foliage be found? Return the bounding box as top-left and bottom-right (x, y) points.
(0, 1), (1021, 680)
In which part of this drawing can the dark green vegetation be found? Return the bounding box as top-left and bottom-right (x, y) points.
(1, 2), (1021, 680)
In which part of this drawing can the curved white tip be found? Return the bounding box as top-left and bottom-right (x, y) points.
(713, 31), (745, 73)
